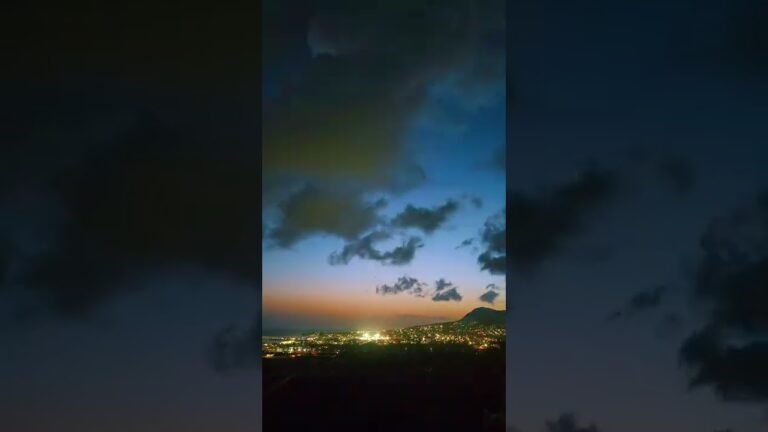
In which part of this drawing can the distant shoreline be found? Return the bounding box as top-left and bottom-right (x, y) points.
(264, 307), (506, 337)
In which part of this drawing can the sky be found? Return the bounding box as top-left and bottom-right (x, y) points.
(2, 1), (768, 432)
(506, 0), (768, 431)
(261, 0), (507, 334)
(0, 1), (505, 431)
(0, 2), (263, 431)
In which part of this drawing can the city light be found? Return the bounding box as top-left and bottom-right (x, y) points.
(262, 321), (505, 358)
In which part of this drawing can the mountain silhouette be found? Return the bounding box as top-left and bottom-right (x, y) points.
(459, 307), (505, 326)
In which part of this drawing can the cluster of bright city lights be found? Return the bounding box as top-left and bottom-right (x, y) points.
(262, 321), (505, 358)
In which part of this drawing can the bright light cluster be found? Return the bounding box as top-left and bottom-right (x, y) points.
(262, 322), (505, 358)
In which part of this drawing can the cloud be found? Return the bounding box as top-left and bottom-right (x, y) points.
(376, 276), (464, 301)
(478, 284), (502, 305)
(432, 287), (463, 302)
(4, 111), (264, 317)
(479, 290), (499, 304)
(328, 230), (391, 264)
(608, 285), (669, 320)
(391, 200), (460, 234)
(680, 328), (768, 402)
(263, 0), (505, 193)
(460, 194), (483, 209)
(380, 237), (424, 265)
(376, 276), (427, 297)
(329, 234), (423, 266)
(260, 1), (504, 261)
(269, 186), (386, 248)
(456, 238), (474, 249)
(435, 278), (454, 292)
(656, 157), (696, 195)
(545, 413), (601, 432)
(679, 190), (768, 401)
(327, 197), (464, 266)
(0, 0), (505, 319)
(478, 208), (506, 275)
(505, 167), (618, 274)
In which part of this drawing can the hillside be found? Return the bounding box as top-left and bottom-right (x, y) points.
(459, 307), (505, 326)
(403, 307), (506, 331)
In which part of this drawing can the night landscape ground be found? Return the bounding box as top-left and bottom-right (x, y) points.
(263, 308), (506, 432)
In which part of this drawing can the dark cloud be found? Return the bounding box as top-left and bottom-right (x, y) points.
(376, 276), (427, 297)
(680, 327), (768, 402)
(478, 209), (506, 275)
(432, 287), (463, 302)
(656, 158), (696, 195)
(2, 110), (264, 317)
(506, 167), (618, 274)
(545, 413), (601, 432)
(460, 194), (483, 209)
(380, 237), (424, 265)
(328, 230), (391, 264)
(329, 234), (423, 266)
(208, 319), (260, 372)
(435, 278), (454, 292)
(319, 196), (462, 266)
(260, 0), (504, 272)
(377, 276), (463, 301)
(322, 197), (461, 266)
(263, 0), (505, 193)
(0, 1), (505, 320)
(391, 200), (460, 234)
(480, 283), (502, 304)
(269, 186), (386, 248)
(479, 290), (499, 304)
(609, 285), (669, 320)
(680, 190), (768, 401)
(456, 238), (474, 249)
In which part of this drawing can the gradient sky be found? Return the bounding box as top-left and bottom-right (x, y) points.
(261, 0), (507, 333)
(2, 1), (768, 432)
(0, 2), (263, 431)
(507, 0), (768, 431)
(262, 93), (506, 332)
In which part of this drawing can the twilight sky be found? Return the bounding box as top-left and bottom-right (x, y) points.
(0, 2), (263, 430)
(507, 0), (768, 431)
(2, 1), (768, 432)
(262, 1), (505, 333)
(261, 0), (507, 333)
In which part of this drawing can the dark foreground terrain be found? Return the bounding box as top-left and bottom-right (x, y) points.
(263, 343), (505, 432)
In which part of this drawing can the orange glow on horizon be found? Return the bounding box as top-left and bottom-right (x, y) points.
(263, 290), (493, 323)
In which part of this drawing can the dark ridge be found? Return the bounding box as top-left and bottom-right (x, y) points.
(460, 307), (506, 326)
